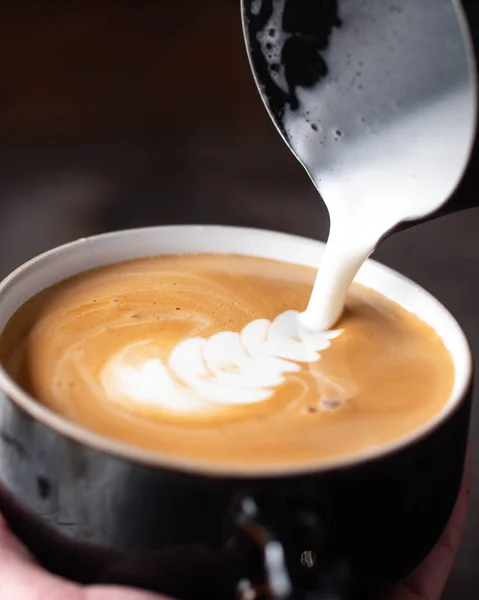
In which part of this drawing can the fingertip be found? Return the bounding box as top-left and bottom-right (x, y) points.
(0, 510), (38, 567)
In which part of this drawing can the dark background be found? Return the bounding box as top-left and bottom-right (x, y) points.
(0, 1), (478, 597)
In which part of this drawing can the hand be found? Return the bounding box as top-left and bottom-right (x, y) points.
(0, 516), (170, 600)
(388, 449), (472, 600)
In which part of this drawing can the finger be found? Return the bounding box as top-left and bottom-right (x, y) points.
(0, 512), (83, 599)
(0, 511), (35, 562)
(0, 515), (168, 600)
(388, 449), (472, 600)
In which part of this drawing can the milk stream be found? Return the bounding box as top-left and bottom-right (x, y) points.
(297, 87), (473, 330)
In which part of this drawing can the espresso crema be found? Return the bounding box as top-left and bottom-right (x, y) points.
(0, 254), (454, 468)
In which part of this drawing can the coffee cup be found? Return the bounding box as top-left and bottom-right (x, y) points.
(0, 225), (472, 599)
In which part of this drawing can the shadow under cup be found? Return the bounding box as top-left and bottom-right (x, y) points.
(0, 225), (473, 600)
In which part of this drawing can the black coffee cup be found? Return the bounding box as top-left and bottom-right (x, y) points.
(0, 226), (472, 599)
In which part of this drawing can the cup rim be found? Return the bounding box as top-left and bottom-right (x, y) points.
(0, 224), (473, 478)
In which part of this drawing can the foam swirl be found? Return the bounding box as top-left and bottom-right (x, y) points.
(101, 310), (342, 415)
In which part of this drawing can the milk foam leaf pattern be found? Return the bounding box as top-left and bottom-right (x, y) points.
(101, 310), (343, 414)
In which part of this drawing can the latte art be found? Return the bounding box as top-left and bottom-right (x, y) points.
(0, 253), (455, 468)
(101, 310), (343, 414)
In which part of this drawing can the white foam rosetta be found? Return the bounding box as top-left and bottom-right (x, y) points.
(101, 310), (342, 414)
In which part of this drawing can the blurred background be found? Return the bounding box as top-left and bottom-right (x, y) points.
(0, 1), (478, 596)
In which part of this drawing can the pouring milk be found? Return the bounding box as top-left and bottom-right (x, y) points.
(246, 0), (477, 330)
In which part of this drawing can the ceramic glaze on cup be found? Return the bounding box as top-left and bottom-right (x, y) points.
(0, 226), (473, 600)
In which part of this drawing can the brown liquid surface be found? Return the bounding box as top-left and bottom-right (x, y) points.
(0, 254), (454, 468)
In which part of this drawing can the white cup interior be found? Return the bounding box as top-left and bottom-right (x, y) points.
(0, 225), (472, 476)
